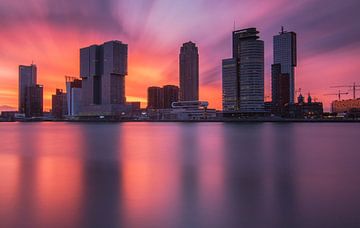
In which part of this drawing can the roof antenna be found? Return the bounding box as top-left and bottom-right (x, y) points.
(233, 20), (236, 31)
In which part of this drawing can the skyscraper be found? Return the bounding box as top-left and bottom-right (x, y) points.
(179, 42), (199, 101)
(18, 64), (43, 117)
(272, 27), (297, 104)
(80, 40), (128, 116)
(163, 85), (179, 109)
(147, 86), (163, 109)
(19, 64), (37, 113)
(222, 28), (264, 113)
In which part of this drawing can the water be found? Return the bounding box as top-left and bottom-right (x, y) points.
(0, 122), (360, 228)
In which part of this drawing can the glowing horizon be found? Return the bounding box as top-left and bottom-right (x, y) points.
(1, 0), (359, 111)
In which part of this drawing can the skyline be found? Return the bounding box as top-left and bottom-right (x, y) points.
(1, 0), (360, 111)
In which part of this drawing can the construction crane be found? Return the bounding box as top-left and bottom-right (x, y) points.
(330, 83), (360, 99)
(324, 90), (349, 101)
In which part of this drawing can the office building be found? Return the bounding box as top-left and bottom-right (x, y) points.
(18, 64), (43, 117)
(65, 77), (82, 116)
(273, 27), (297, 104)
(179, 42), (199, 101)
(222, 28), (264, 113)
(271, 63), (290, 114)
(147, 86), (163, 109)
(163, 85), (179, 109)
(147, 85), (179, 110)
(80, 40), (128, 116)
(25, 84), (43, 117)
(52, 89), (68, 119)
(19, 64), (37, 114)
(222, 58), (238, 111)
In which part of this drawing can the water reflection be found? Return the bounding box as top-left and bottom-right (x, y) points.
(1, 122), (360, 227)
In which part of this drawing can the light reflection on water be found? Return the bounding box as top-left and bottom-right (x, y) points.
(0, 122), (360, 227)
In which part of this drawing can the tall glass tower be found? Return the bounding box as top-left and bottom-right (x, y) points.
(222, 28), (264, 113)
(273, 27), (297, 104)
(19, 64), (37, 113)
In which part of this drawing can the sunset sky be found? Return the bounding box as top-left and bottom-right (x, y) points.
(0, 0), (359, 111)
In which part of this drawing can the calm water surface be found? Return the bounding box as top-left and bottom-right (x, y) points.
(0, 122), (360, 228)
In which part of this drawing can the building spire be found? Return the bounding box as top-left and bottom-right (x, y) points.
(280, 26), (285, 34)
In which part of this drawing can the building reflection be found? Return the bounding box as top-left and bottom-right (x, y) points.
(78, 124), (122, 227)
(222, 123), (269, 227)
(268, 123), (298, 227)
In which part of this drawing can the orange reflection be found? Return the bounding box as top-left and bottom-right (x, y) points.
(0, 154), (20, 226)
(34, 157), (82, 227)
(119, 123), (181, 226)
(197, 125), (225, 202)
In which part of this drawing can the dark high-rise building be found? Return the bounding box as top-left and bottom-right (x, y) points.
(52, 89), (68, 119)
(147, 86), (163, 109)
(222, 58), (238, 111)
(80, 40), (128, 116)
(163, 85), (179, 109)
(179, 42), (199, 101)
(271, 64), (290, 114)
(19, 64), (37, 113)
(25, 84), (43, 117)
(273, 27), (297, 104)
(222, 28), (264, 113)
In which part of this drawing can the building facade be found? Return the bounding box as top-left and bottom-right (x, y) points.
(163, 85), (179, 109)
(65, 77), (82, 117)
(79, 40), (128, 116)
(147, 86), (163, 109)
(273, 27), (297, 104)
(179, 42), (199, 101)
(19, 64), (37, 114)
(52, 89), (68, 119)
(25, 85), (43, 117)
(331, 99), (360, 113)
(222, 28), (264, 113)
(271, 63), (290, 114)
(222, 58), (238, 111)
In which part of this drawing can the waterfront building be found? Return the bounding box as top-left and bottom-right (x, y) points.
(147, 86), (164, 109)
(331, 99), (360, 113)
(79, 40), (129, 116)
(52, 89), (67, 119)
(271, 63), (290, 114)
(25, 84), (43, 117)
(147, 85), (179, 110)
(286, 93), (323, 119)
(18, 64), (37, 114)
(179, 42), (199, 101)
(166, 101), (216, 120)
(65, 77), (82, 117)
(222, 58), (238, 111)
(222, 28), (264, 114)
(163, 85), (179, 109)
(273, 27), (297, 104)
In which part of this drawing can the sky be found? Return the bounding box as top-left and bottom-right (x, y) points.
(0, 0), (359, 111)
